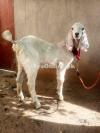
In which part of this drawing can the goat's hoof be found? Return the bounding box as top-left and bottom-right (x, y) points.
(34, 102), (41, 109)
(59, 96), (64, 101)
(18, 94), (25, 102)
(56, 95), (64, 101)
(18, 97), (25, 103)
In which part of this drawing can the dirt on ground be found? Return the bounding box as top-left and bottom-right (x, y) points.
(0, 69), (100, 133)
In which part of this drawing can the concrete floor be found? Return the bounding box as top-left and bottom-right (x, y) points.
(0, 70), (100, 133)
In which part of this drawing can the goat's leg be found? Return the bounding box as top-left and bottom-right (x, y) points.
(56, 67), (66, 101)
(56, 58), (74, 101)
(16, 64), (25, 102)
(26, 68), (41, 109)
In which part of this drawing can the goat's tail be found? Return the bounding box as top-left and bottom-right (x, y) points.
(2, 30), (15, 44)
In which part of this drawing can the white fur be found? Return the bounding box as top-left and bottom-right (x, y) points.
(2, 22), (89, 109)
(66, 22), (89, 52)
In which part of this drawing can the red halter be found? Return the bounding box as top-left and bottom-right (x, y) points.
(71, 38), (81, 60)
(72, 46), (80, 60)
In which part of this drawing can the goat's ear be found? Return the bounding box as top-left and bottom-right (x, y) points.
(66, 29), (73, 51)
(81, 29), (89, 51)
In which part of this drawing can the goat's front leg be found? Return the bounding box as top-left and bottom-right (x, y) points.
(56, 57), (74, 101)
(16, 63), (25, 102)
(56, 67), (66, 101)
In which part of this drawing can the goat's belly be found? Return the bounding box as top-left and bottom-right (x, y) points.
(40, 57), (58, 68)
(40, 61), (58, 69)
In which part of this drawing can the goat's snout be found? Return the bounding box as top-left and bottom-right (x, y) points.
(75, 32), (79, 38)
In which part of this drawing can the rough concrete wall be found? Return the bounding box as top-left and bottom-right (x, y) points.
(14, 0), (100, 84)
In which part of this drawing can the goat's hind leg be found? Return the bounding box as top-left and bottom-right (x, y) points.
(16, 64), (25, 102)
(26, 67), (41, 109)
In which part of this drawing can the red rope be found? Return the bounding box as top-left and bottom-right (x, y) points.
(76, 70), (100, 90)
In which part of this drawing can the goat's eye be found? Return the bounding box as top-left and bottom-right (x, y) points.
(82, 27), (84, 31)
(72, 27), (73, 30)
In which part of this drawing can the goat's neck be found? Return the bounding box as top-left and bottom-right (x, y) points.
(73, 39), (80, 49)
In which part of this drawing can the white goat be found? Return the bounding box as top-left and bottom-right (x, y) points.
(2, 22), (89, 109)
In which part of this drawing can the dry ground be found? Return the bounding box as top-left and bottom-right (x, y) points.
(0, 69), (100, 133)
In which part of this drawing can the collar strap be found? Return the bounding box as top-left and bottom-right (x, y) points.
(72, 46), (81, 60)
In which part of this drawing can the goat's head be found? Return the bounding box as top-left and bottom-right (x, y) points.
(67, 22), (89, 52)
(72, 22), (84, 40)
